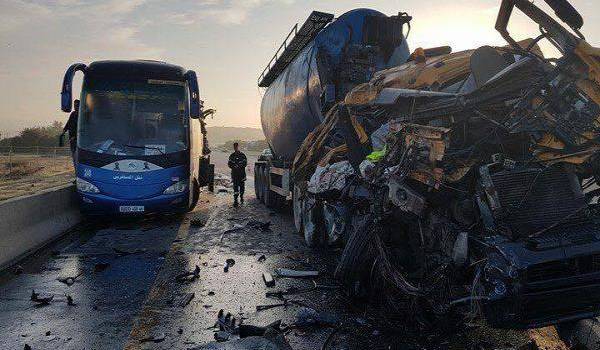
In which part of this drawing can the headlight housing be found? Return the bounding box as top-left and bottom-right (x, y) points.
(163, 179), (188, 195)
(76, 178), (100, 193)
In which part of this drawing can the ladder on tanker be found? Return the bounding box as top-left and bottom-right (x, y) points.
(258, 11), (334, 88)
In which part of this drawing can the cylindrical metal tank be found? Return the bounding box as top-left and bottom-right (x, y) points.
(260, 9), (411, 161)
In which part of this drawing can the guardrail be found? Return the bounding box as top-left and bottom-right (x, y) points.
(0, 184), (81, 270)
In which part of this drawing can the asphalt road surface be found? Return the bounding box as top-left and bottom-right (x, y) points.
(0, 157), (562, 349)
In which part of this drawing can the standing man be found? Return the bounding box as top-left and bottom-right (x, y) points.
(228, 142), (247, 207)
(62, 99), (79, 167)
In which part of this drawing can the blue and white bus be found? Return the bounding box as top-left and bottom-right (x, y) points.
(61, 60), (214, 215)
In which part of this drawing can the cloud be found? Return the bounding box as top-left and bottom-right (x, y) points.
(0, 0), (51, 33)
(93, 0), (148, 15)
(190, 0), (294, 26)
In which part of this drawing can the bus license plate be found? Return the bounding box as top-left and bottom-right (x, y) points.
(119, 206), (145, 213)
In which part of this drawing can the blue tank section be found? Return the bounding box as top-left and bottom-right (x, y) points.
(260, 9), (411, 161)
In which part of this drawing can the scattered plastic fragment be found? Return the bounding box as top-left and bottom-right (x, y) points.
(139, 333), (166, 343)
(223, 259), (236, 273)
(275, 268), (319, 278)
(263, 273), (275, 287)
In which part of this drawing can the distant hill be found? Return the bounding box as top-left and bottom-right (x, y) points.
(206, 126), (264, 145)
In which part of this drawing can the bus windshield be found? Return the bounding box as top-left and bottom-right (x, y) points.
(78, 79), (189, 156)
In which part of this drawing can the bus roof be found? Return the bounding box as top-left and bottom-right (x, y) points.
(86, 60), (187, 82)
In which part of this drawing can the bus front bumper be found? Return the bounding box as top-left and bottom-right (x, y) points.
(78, 191), (189, 215)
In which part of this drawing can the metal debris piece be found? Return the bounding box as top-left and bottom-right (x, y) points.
(13, 265), (23, 275)
(275, 268), (319, 278)
(263, 273), (275, 287)
(257, 254), (267, 262)
(256, 299), (304, 312)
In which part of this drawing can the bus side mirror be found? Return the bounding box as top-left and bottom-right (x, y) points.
(61, 63), (86, 112)
(185, 70), (201, 119)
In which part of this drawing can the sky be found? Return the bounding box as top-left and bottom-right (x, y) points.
(1, 0), (599, 136)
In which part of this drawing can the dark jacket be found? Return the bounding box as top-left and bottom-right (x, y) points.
(64, 111), (78, 142)
(228, 151), (247, 181)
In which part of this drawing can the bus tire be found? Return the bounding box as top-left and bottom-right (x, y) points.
(207, 164), (215, 193)
(293, 184), (304, 234)
(188, 180), (200, 211)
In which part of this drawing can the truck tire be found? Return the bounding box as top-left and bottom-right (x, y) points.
(293, 184), (304, 234)
(302, 196), (322, 247)
(334, 214), (375, 286)
(263, 166), (275, 208)
(254, 165), (260, 200)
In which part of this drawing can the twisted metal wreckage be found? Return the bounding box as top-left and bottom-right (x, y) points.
(291, 0), (600, 328)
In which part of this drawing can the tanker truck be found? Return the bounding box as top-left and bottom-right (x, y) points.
(257, 1), (600, 329)
(254, 9), (413, 217)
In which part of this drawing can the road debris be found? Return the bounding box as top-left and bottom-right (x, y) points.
(294, 307), (339, 328)
(30, 290), (53, 305)
(275, 268), (319, 278)
(139, 332), (166, 343)
(263, 272), (275, 287)
(13, 265), (24, 275)
(113, 247), (146, 256)
(57, 271), (83, 286)
(257, 254), (267, 262)
(223, 258), (235, 272)
(175, 265), (200, 282)
(66, 294), (75, 306)
(178, 292), (195, 308)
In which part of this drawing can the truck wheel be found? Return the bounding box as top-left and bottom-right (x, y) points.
(263, 166), (274, 208)
(256, 164), (265, 203)
(302, 196), (322, 247)
(335, 214), (375, 286)
(254, 165), (260, 199)
(293, 184), (304, 234)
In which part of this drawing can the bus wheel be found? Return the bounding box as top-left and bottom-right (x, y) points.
(293, 184), (304, 234)
(188, 180), (200, 211)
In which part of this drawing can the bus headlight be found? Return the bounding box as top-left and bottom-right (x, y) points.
(76, 178), (100, 193)
(164, 180), (188, 195)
